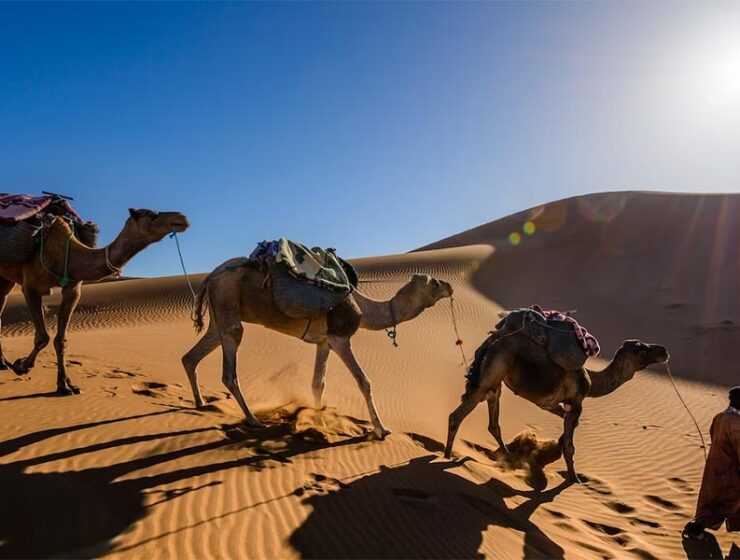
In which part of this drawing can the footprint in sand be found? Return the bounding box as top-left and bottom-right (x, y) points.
(103, 368), (140, 379)
(131, 381), (170, 398)
(667, 476), (694, 493)
(606, 501), (636, 514)
(644, 495), (682, 512)
(294, 473), (349, 497)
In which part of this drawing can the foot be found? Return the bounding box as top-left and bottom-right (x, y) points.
(0, 357), (11, 370)
(243, 417), (265, 430)
(566, 470), (582, 484)
(369, 426), (391, 440)
(56, 384), (82, 396)
(11, 358), (30, 376)
(682, 521), (706, 540)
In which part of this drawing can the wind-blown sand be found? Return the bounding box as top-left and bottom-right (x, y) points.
(0, 191), (736, 559)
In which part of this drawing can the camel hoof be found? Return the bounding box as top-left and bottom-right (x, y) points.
(369, 427), (391, 441)
(566, 472), (582, 485)
(11, 359), (30, 376)
(57, 385), (81, 396)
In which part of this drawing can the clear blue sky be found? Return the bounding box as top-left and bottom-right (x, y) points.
(1, 1), (738, 277)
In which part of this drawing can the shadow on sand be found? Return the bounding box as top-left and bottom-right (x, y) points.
(682, 533), (740, 560)
(290, 455), (568, 559)
(0, 407), (367, 559)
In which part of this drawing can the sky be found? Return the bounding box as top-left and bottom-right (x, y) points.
(1, 1), (739, 277)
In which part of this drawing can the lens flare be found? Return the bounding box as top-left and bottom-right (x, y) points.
(508, 232), (521, 245)
(523, 221), (536, 235)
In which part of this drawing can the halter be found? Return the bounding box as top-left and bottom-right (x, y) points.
(104, 246), (123, 277)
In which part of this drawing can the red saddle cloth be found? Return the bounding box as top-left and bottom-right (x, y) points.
(0, 193), (84, 224)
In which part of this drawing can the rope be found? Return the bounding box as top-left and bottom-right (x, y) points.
(449, 297), (468, 368)
(386, 300), (398, 347)
(664, 362), (707, 461)
(170, 232), (198, 320)
(38, 218), (74, 288)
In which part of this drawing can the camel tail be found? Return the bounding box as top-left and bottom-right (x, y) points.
(193, 276), (210, 333)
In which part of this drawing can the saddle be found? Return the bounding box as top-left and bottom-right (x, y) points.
(249, 238), (358, 320)
(495, 305), (600, 371)
(0, 193), (99, 264)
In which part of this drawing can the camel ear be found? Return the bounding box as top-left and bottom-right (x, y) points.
(129, 208), (141, 220)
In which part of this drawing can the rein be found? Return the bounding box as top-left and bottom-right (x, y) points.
(449, 296), (468, 368)
(664, 362), (708, 462)
(170, 232), (198, 321)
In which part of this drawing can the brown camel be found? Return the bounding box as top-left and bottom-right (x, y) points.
(182, 258), (453, 439)
(0, 209), (190, 394)
(444, 333), (669, 482)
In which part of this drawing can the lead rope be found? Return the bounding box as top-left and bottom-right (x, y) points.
(170, 232), (198, 321)
(664, 362), (707, 461)
(449, 297), (468, 368)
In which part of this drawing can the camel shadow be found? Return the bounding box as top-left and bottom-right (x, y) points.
(289, 455), (567, 559)
(0, 407), (369, 558)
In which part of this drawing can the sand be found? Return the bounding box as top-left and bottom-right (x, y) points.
(0, 191), (736, 559)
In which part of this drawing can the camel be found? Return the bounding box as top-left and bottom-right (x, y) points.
(444, 333), (669, 482)
(182, 258), (453, 439)
(0, 209), (190, 394)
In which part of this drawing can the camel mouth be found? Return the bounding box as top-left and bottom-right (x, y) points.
(650, 345), (670, 363)
(170, 220), (191, 233)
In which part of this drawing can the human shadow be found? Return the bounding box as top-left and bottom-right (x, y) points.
(289, 455), (567, 559)
(0, 406), (370, 558)
(682, 533), (740, 560)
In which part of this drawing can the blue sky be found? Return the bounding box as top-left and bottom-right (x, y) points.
(1, 1), (739, 277)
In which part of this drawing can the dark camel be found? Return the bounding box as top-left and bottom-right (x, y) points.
(0, 209), (190, 394)
(445, 334), (669, 482)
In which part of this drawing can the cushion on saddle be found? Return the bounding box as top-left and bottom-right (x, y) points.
(0, 193), (98, 264)
(249, 238), (356, 320)
(0, 193), (85, 224)
(495, 305), (600, 371)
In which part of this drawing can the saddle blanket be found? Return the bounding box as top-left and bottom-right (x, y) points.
(528, 305), (600, 357)
(249, 238), (352, 293)
(0, 193), (85, 224)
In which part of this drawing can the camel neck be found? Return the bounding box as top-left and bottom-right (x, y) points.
(587, 351), (636, 398)
(66, 224), (149, 282)
(353, 287), (423, 331)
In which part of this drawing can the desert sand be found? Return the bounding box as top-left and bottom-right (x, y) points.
(0, 191), (737, 559)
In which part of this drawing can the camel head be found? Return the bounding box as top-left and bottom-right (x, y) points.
(396, 273), (453, 311)
(617, 339), (669, 370)
(126, 209), (190, 243)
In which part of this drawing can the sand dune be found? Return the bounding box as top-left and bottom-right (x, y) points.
(0, 193), (736, 559)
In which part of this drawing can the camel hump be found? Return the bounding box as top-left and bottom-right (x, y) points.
(495, 307), (594, 372)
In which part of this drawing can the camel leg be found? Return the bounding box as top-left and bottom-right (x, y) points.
(182, 319), (222, 408)
(12, 288), (49, 375)
(53, 283), (82, 395)
(327, 335), (390, 439)
(217, 316), (263, 429)
(447, 351), (510, 458)
(561, 399), (583, 483)
(0, 278), (14, 370)
(486, 386), (508, 453)
(445, 387), (487, 458)
(312, 341), (330, 408)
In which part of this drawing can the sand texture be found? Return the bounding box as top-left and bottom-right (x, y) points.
(0, 192), (736, 559)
